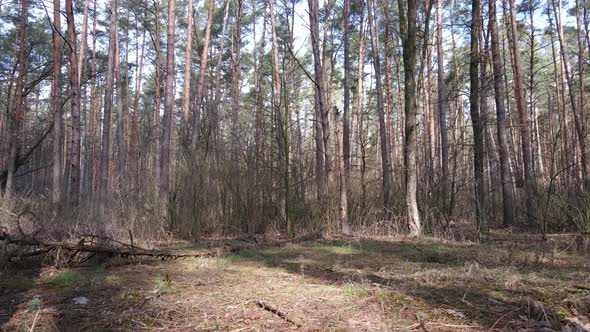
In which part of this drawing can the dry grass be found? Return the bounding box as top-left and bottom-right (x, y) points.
(1, 234), (589, 331)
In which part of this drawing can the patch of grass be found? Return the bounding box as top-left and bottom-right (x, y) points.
(209, 321), (222, 329)
(42, 269), (83, 289)
(104, 275), (124, 286)
(342, 284), (370, 298)
(313, 244), (361, 255)
(26, 297), (42, 311)
(140, 316), (157, 327)
(154, 275), (181, 295)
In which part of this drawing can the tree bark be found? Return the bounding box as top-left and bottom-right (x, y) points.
(398, 0), (421, 235)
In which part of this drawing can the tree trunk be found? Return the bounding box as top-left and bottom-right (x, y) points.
(51, 0), (63, 206)
(189, 0), (215, 159)
(99, 0), (117, 219)
(436, 0), (449, 214)
(342, 0), (351, 174)
(66, 0), (81, 207)
(153, 0), (162, 186)
(182, 0), (194, 124)
(507, 0), (535, 225)
(335, 106), (349, 234)
(574, 0), (588, 188)
(489, 0), (514, 227)
(4, 0), (29, 199)
(355, 1), (366, 208)
(231, 0), (243, 175)
(131, 30), (145, 188)
(469, 0), (488, 235)
(308, 0), (328, 197)
(83, 0), (97, 198)
(160, 0), (177, 207)
(268, 0), (288, 233)
(368, 0), (392, 210)
(398, 0), (421, 235)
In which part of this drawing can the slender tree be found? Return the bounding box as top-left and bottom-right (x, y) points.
(160, 0), (177, 206)
(469, 0), (488, 235)
(436, 0), (449, 213)
(190, 0), (215, 158)
(4, 0), (29, 199)
(99, 0), (118, 219)
(308, 0), (329, 195)
(51, 0), (63, 206)
(182, 0), (194, 124)
(489, 0), (514, 226)
(342, 0), (351, 174)
(368, 0), (392, 210)
(507, 0), (535, 224)
(66, 0), (81, 206)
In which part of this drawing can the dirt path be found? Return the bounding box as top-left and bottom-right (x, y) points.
(1, 236), (589, 331)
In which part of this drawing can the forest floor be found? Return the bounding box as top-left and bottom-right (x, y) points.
(1, 233), (590, 331)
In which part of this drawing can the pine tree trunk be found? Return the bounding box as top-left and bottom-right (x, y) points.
(368, 0), (392, 210)
(189, 0), (215, 159)
(66, 0), (81, 207)
(4, 0), (28, 199)
(470, 0), (488, 235)
(489, 0), (514, 227)
(507, 0), (535, 225)
(308, 0), (328, 197)
(99, 0), (118, 219)
(436, 0), (449, 214)
(182, 0), (194, 124)
(159, 0), (177, 207)
(51, 0), (63, 206)
(342, 0), (351, 174)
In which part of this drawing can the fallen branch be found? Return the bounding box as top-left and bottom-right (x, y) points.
(253, 300), (301, 327)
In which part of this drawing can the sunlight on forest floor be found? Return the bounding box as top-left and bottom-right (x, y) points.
(1, 235), (589, 331)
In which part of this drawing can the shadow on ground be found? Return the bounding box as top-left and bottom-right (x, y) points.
(228, 237), (590, 330)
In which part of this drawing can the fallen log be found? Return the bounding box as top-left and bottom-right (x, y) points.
(17, 239), (215, 258)
(0, 232), (323, 266)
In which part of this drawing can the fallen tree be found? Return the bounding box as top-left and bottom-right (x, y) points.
(0, 232), (322, 267)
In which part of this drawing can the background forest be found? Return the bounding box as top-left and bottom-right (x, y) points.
(1, 0), (589, 242)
